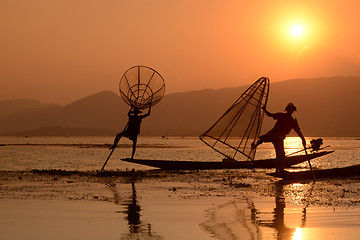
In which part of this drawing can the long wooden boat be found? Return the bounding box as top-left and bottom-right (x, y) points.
(269, 163), (360, 180)
(121, 150), (334, 170)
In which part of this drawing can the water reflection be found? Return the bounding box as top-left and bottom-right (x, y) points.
(108, 181), (163, 239)
(201, 179), (360, 240)
(200, 181), (311, 240)
(252, 182), (316, 240)
(255, 183), (296, 239)
(284, 137), (305, 156)
(123, 182), (142, 234)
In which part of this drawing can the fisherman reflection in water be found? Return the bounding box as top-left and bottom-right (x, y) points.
(251, 103), (306, 174)
(110, 105), (151, 159)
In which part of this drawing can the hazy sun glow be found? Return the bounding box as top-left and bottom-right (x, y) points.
(292, 228), (304, 240)
(290, 24), (304, 37)
(284, 137), (304, 155)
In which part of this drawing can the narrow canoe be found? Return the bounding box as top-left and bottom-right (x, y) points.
(269, 163), (360, 180)
(121, 150), (334, 170)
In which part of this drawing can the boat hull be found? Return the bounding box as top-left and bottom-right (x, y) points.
(269, 164), (360, 180)
(121, 151), (334, 170)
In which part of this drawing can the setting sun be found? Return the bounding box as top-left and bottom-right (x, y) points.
(290, 24), (304, 37)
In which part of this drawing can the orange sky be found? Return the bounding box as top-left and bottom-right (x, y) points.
(1, 0), (359, 104)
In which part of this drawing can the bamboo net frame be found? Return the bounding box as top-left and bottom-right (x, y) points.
(199, 77), (270, 161)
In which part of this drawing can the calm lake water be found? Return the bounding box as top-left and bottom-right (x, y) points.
(0, 137), (360, 170)
(0, 136), (359, 171)
(1, 136), (360, 240)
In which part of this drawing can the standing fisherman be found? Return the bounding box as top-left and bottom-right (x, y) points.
(101, 66), (165, 171)
(110, 106), (151, 159)
(251, 103), (306, 173)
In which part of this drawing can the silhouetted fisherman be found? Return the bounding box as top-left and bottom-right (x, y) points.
(110, 106), (151, 159)
(251, 103), (306, 173)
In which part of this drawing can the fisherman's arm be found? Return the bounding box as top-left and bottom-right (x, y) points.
(262, 107), (276, 118)
(294, 119), (306, 148)
(297, 131), (307, 148)
(128, 107), (133, 117)
(142, 105), (151, 118)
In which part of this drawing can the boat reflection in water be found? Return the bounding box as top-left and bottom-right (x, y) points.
(255, 182), (300, 239)
(233, 182), (358, 240)
(108, 179), (358, 240)
(108, 181), (162, 240)
(201, 182), (316, 240)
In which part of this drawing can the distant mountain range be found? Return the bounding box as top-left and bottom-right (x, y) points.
(0, 99), (57, 117)
(0, 76), (359, 137)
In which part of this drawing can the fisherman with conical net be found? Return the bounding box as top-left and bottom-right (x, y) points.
(101, 66), (165, 170)
(251, 103), (306, 174)
(110, 106), (151, 159)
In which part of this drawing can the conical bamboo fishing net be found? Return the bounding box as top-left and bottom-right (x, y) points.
(119, 66), (165, 109)
(200, 77), (269, 161)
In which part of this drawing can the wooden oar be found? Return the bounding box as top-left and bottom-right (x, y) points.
(101, 147), (116, 171)
(101, 124), (128, 171)
(304, 148), (316, 182)
(285, 145), (330, 157)
(101, 135), (121, 171)
(285, 147), (311, 157)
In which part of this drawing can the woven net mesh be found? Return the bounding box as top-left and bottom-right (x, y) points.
(119, 66), (165, 109)
(200, 77), (269, 161)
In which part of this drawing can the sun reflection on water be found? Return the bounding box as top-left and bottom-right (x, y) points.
(292, 228), (303, 240)
(284, 137), (304, 155)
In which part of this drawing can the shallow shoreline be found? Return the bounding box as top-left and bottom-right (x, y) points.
(1, 169), (360, 239)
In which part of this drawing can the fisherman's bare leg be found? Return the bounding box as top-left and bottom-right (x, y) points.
(110, 133), (123, 150)
(274, 139), (286, 173)
(252, 138), (264, 150)
(131, 137), (137, 159)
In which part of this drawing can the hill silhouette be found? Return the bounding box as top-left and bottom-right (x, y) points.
(0, 91), (126, 134)
(0, 77), (359, 137)
(1, 126), (116, 136)
(0, 99), (57, 117)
